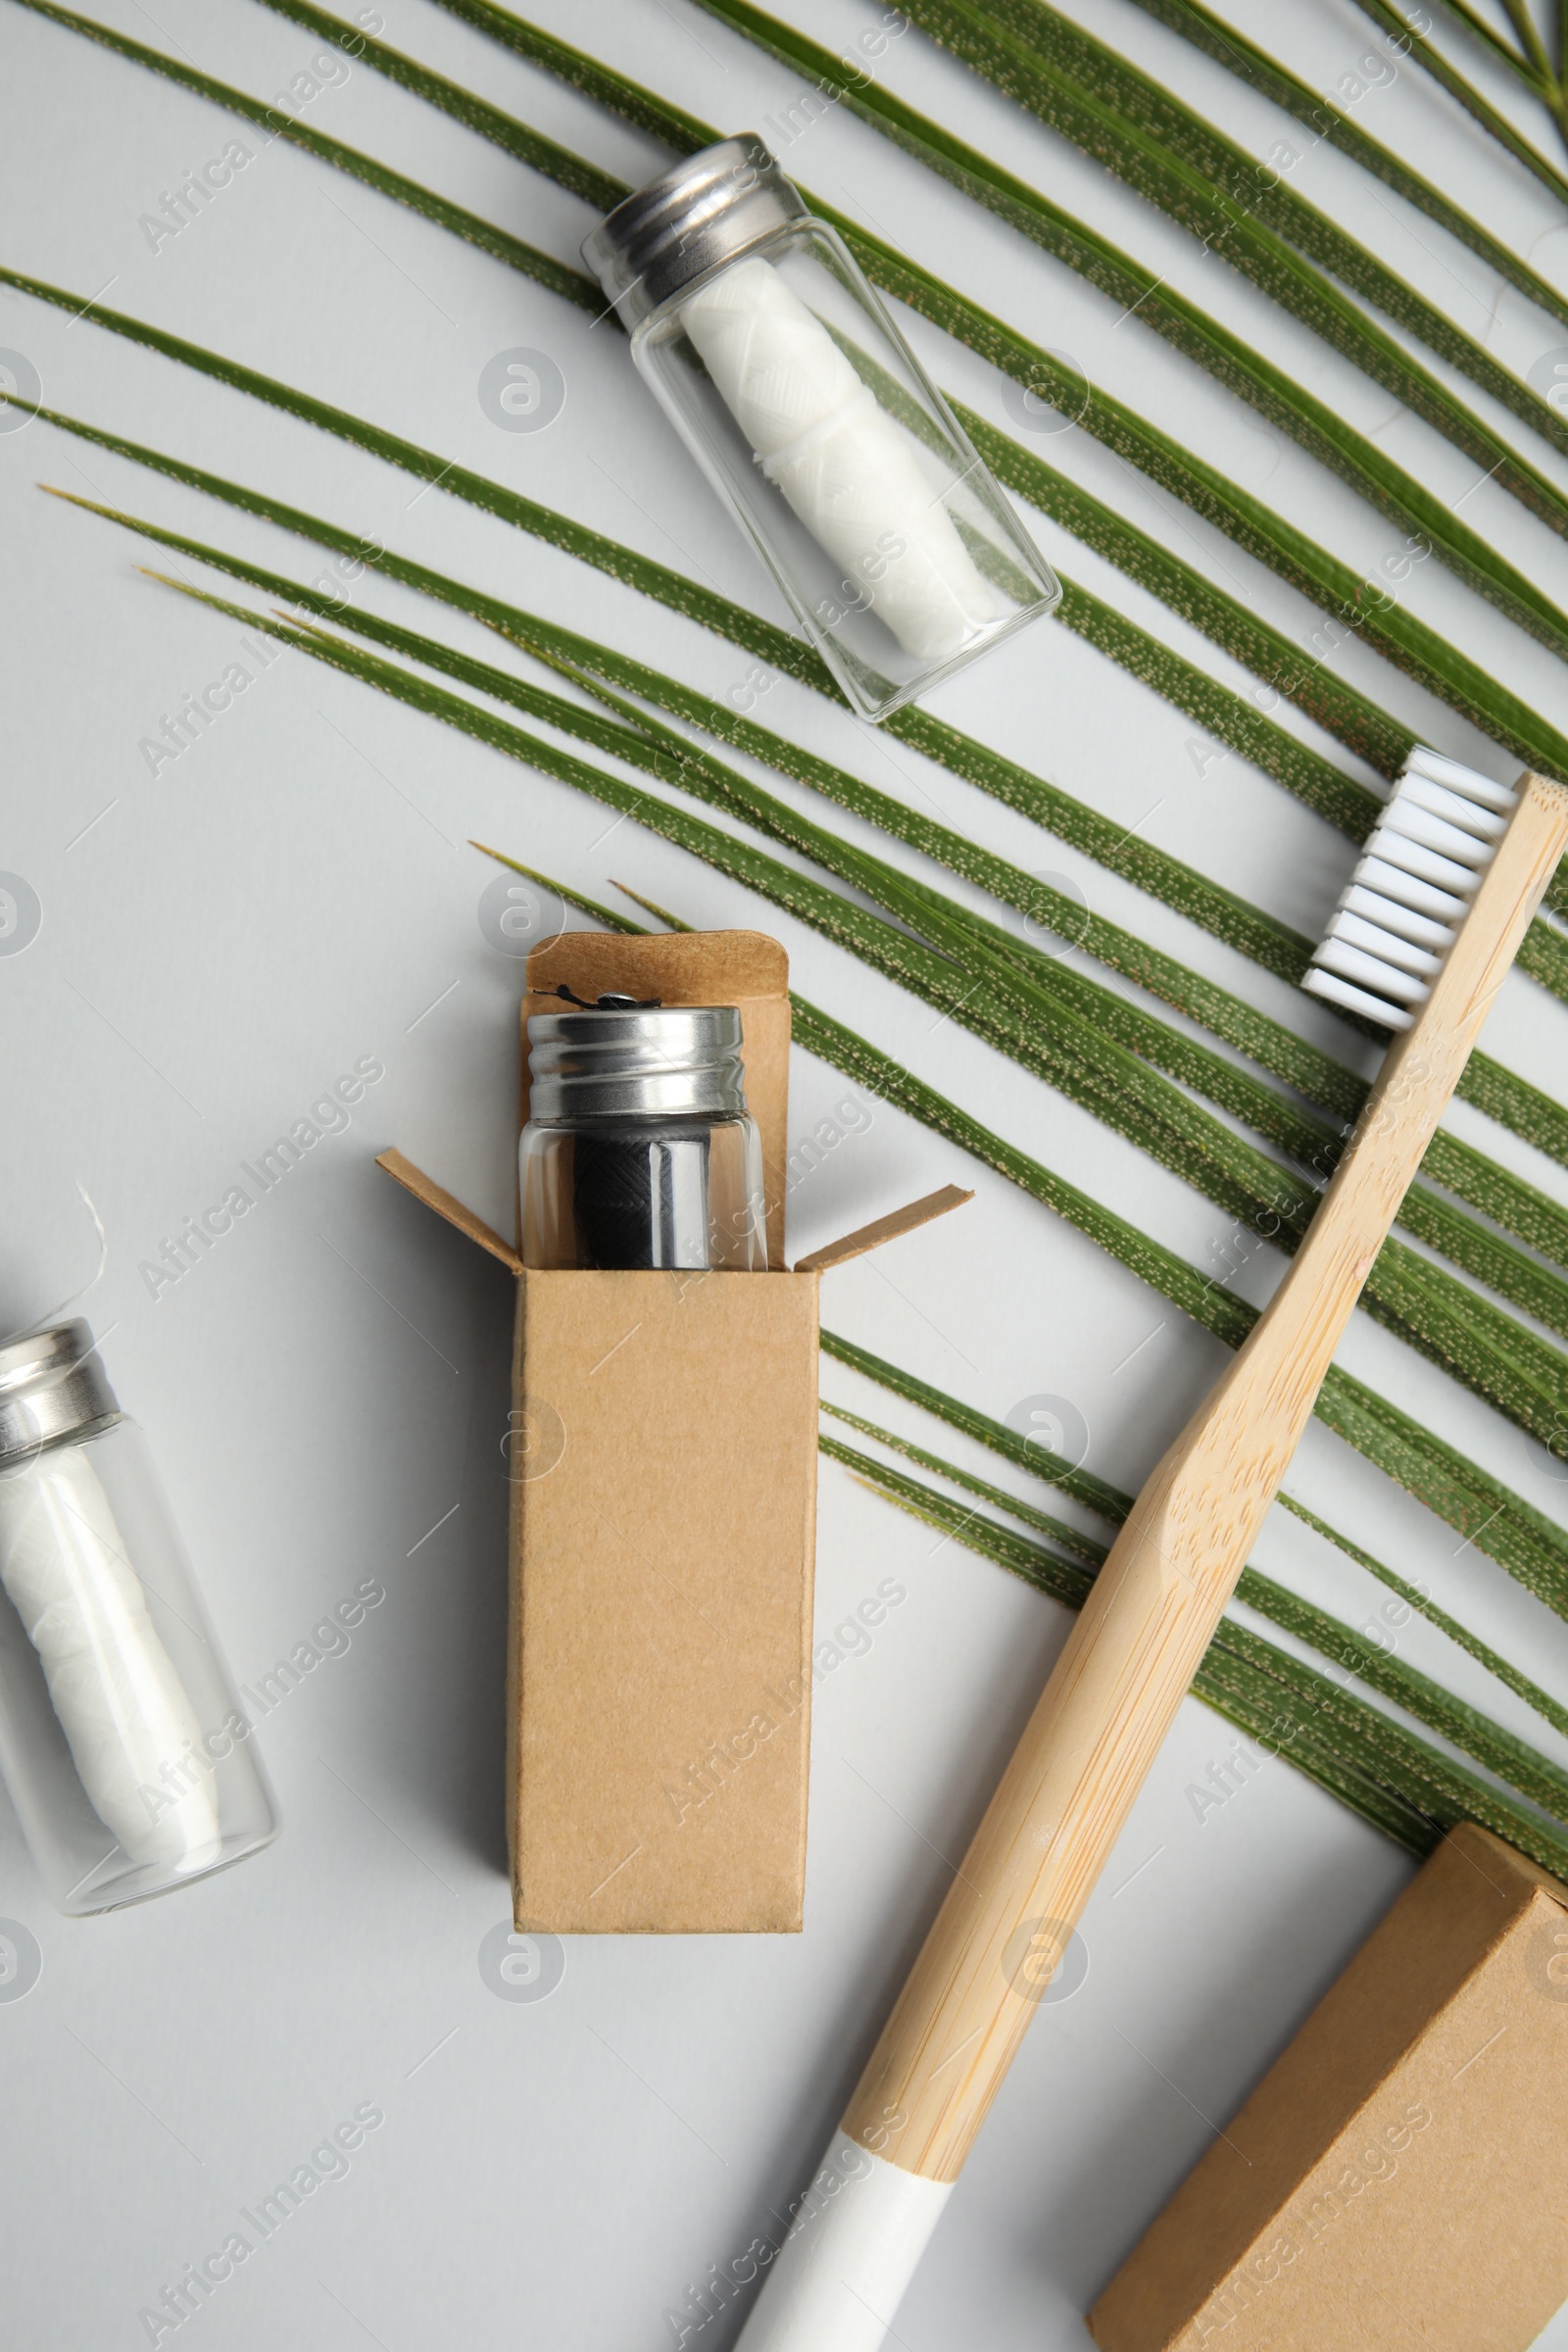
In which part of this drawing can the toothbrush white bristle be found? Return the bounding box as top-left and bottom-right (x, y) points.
(1302, 747), (1519, 1032)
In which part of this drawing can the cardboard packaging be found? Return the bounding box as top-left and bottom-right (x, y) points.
(379, 930), (967, 1936)
(1090, 1822), (1568, 2352)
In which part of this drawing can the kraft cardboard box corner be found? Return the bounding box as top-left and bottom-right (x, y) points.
(1090, 1822), (1568, 2352)
(376, 931), (969, 1937)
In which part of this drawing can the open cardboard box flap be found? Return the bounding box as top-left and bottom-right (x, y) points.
(375, 931), (969, 1936)
(375, 1146), (971, 1280)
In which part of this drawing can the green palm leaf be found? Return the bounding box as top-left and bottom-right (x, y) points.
(819, 1380), (1568, 1747)
(235, 0), (1568, 774)
(510, 858), (1568, 1780)
(1123, 0), (1568, 334)
(680, 0), (1568, 652)
(493, 889), (1568, 1862)
(15, 0), (1413, 826)
(504, 870), (1568, 1827)
(139, 557), (1568, 1446)
(17, 0), (1568, 1887)
(0, 0), (1415, 824)
(27, 1), (1568, 824)
(966, 419), (1413, 801)
(107, 572), (1568, 1608)
(14, 351), (1568, 1190)
(5, 0), (603, 310)
(901, 0), (1568, 485)
(792, 1001), (1568, 1616)
(274, 0), (1568, 907)
(13, 483), (1379, 1132)
(834, 1426), (1568, 1821)
(1348, 0), (1568, 204)
(829, 1436), (1568, 1872)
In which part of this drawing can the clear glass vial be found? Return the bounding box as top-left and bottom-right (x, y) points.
(520, 1000), (766, 1270)
(0, 1321), (277, 1913)
(582, 135), (1060, 724)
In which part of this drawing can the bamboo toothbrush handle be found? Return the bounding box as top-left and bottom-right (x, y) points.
(840, 772), (1568, 2186)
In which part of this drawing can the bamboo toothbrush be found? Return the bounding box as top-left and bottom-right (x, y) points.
(734, 752), (1568, 2352)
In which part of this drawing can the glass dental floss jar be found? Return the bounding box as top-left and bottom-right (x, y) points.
(0, 1321), (277, 1913)
(581, 135), (1061, 723)
(520, 1000), (766, 1271)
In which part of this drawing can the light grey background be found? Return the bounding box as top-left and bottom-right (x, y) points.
(5, 0), (1568, 2343)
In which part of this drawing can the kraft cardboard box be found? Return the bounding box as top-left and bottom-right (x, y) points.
(379, 930), (967, 1936)
(1090, 1823), (1568, 2352)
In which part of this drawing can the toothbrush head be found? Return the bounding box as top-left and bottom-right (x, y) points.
(1302, 747), (1519, 1032)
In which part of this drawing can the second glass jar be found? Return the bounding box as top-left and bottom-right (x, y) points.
(582, 135), (1061, 723)
(520, 1000), (765, 1271)
(0, 1321), (277, 1914)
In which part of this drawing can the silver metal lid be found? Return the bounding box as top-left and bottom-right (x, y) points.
(581, 134), (808, 333)
(527, 1003), (750, 1122)
(0, 1319), (119, 1467)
